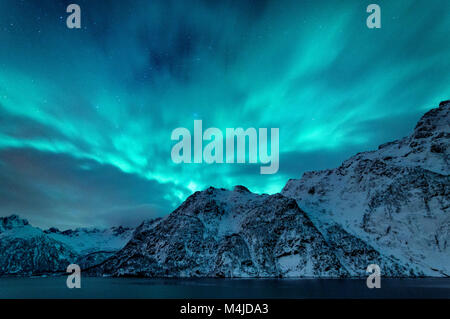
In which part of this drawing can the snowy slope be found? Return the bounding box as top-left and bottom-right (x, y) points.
(282, 101), (449, 277)
(45, 225), (133, 255)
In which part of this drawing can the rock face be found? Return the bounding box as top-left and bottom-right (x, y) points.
(90, 186), (413, 278)
(321, 224), (416, 277)
(282, 101), (449, 276)
(0, 215), (133, 276)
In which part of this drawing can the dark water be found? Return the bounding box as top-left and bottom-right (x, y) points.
(0, 277), (448, 299)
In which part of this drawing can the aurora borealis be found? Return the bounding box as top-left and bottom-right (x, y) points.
(1, 0), (450, 228)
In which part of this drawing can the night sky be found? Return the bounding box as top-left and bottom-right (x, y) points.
(1, 0), (449, 229)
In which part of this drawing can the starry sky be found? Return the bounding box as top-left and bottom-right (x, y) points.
(1, 0), (449, 229)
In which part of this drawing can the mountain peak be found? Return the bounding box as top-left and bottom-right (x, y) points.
(233, 185), (250, 193)
(0, 214), (29, 232)
(439, 99), (450, 107)
(413, 100), (449, 140)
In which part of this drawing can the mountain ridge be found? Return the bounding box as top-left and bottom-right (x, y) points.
(1, 100), (448, 277)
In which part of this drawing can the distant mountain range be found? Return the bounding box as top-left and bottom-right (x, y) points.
(0, 214), (133, 276)
(1, 100), (448, 277)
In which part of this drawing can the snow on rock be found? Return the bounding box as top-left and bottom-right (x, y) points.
(282, 101), (449, 277)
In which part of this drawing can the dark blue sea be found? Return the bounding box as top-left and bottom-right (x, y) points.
(0, 277), (448, 299)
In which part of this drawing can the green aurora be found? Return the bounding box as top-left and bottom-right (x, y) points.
(0, 0), (449, 228)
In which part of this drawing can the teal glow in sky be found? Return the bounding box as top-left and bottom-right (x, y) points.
(1, 0), (449, 228)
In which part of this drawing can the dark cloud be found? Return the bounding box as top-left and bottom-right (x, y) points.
(0, 107), (66, 141)
(0, 148), (182, 229)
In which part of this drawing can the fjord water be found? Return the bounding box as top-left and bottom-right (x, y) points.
(0, 277), (448, 299)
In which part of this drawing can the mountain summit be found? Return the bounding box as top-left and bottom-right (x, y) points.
(0, 215), (29, 232)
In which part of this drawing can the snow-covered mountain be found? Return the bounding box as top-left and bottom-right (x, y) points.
(44, 225), (134, 270)
(0, 215), (77, 276)
(0, 215), (133, 276)
(282, 100), (449, 277)
(89, 186), (415, 278)
(1, 101), (448, 278)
